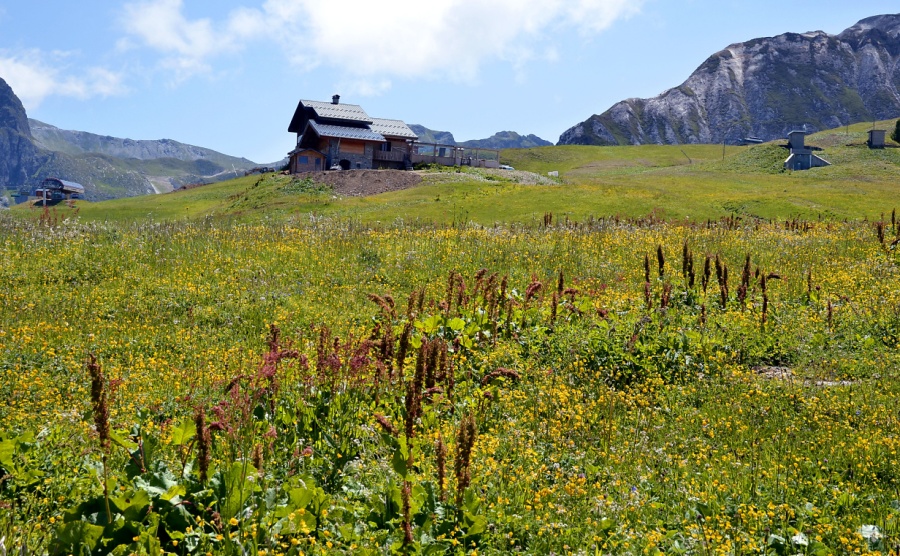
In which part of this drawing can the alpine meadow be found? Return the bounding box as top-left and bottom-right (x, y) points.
(3, 118), (900, 555)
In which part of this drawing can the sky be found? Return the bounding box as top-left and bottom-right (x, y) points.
(1, 1), (898, 164)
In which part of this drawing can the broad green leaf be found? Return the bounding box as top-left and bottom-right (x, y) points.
(112, 489), (151, 522)
(109, 431), (138, 451)
(170, 419), (197, 447)
(54, 521), (105, 552)
(0, 439), (16, 470)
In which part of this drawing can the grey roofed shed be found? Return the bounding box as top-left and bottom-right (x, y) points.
(307, 120), (386, 142)
(868, 129), (886, 148)
(41, 177), (85, 195)
(369, 118), (418, 140)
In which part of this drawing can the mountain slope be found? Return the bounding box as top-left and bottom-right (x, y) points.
(409, 125), (456, 145)
(29, 119), (256, 169)
(559, 14), (900, 146)
(409, 125), (552, 149)
(459, 131), (552, 149)
(0, 78), (38, 188)
(1, 74), (264, 200)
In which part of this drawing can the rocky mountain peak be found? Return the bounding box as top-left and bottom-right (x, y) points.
(839, 14), (900, 40)
(559, 14), (900, 147)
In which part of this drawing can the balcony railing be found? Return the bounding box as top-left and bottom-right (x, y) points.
(373, 150), (408, 162)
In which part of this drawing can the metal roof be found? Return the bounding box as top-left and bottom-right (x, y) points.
(302, 100), (373, 124)
(308, 120), (386, 142)
(41, 177), (85, 194)
(369, 118), (418, 139)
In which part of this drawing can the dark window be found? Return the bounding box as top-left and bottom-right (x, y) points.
(380, 142), (391, 152)
(315, 158), (321, 168)
(299, 156), (309, 164)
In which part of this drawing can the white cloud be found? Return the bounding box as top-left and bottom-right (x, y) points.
(0, 50), (127, 109)
(120, 0), (642, 91)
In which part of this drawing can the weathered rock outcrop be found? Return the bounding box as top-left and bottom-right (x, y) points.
(0, 77), (38, 188)
(559, 14), (900, 146)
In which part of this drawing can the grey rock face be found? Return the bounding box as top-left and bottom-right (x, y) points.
(0, 77), (38, 188)
(559, 14), (900, 146)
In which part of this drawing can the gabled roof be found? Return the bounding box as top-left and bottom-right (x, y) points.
(369, 118), (418, 139)
(308, 120), (386, 142)
(302, 100), (372, 124)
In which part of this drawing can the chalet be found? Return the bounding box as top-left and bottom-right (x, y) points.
(287, 95), (418, 172)
(784, 131), (830, 171)
(286, 95), (502, 174)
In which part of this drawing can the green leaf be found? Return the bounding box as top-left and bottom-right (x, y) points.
(112, 489), (152, 522)
(220, 461), (258, 520)
(0, 438), (16, 471)
(423, 315), (443, 334)
(448, 318), (466, 331)
(170, 419), (197, 447)
(391, 436), (409, 478)
(54, 521), (105, 553)
(288, 487), (314, 511)
(109, 431), (138, 452)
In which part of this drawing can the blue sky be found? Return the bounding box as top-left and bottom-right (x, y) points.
(1, 1), (897, 163)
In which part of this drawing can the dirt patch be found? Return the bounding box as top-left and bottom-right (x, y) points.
(296, 170), (423, 197)
(753, 366), (855, 387)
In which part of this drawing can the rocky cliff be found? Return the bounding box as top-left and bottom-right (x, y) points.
(559, 14), (900, 146)
(0, 77), (38, 188)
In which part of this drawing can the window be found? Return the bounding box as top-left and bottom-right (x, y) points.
(380, 142), (392, 152)
(299, 156), (309, 164)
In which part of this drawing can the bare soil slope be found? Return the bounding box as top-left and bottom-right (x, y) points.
(296, 170), (423, 197)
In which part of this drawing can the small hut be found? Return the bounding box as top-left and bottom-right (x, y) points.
(867, 129), (886, 149)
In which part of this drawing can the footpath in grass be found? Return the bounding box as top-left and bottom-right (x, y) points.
(1, 211), (900, 554)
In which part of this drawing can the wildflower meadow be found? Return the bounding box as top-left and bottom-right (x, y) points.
(1, 208), (900, 555)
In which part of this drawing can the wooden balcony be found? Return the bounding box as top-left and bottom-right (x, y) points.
(373, 150), (408, 162)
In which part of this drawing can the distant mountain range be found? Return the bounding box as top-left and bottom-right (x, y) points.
(409, 125), (552, 149)
(559, 14), (900, 146)
(0, 77), (261, 201)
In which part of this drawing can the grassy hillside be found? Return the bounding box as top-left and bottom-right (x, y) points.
(22, 119), (900, 224)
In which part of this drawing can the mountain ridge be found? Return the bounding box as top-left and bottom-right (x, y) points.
(559, 14), (900, 146)
(409, 124), (552, 149)
(0, 75), (264, 201)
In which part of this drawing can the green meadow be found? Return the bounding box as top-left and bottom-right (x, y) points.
(19, 119), (897, 225)
(2, 121), (900, 555)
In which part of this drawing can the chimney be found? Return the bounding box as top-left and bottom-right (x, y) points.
(332, 94), (340, 105)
